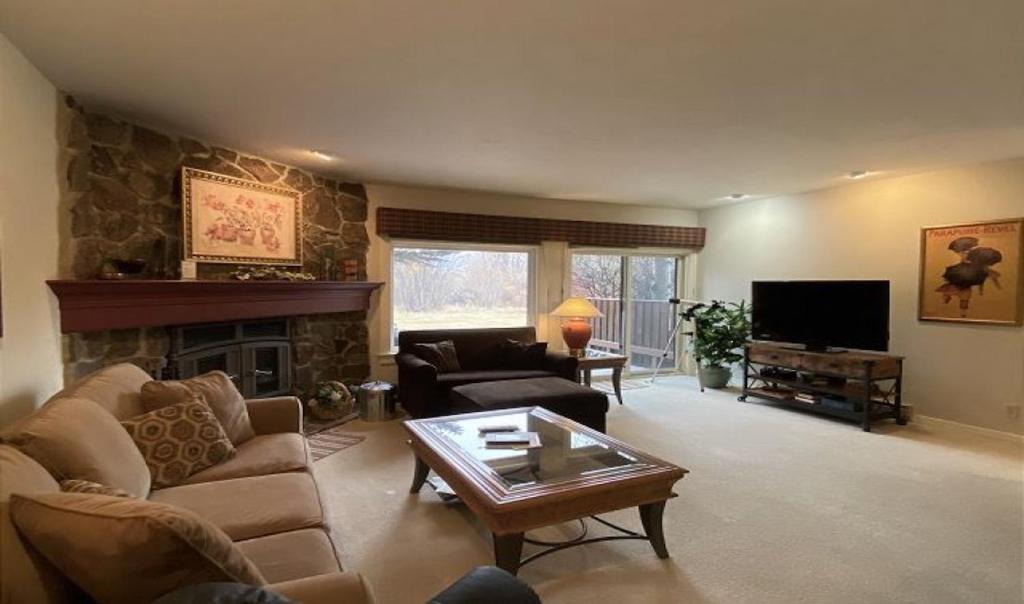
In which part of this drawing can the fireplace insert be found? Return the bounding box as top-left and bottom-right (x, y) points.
(166, 319), (292, 398)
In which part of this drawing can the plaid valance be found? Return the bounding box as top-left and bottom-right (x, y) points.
(376, 207), (705, 249)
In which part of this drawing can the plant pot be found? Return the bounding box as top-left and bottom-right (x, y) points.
(307, 398), (352, 421)
(698, 365), (732, 389)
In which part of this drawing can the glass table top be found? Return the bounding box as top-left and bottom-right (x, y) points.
(422, 408), (648, 491)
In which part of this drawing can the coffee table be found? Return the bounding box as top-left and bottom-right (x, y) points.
(404, 407), (688, 574)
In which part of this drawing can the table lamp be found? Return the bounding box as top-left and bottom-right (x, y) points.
(550, 297), (604, 357)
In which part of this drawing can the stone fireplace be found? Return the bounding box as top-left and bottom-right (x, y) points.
(57, 96), (373, 397)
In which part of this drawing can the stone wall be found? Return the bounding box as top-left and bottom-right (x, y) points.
(59, 96), (370, 395)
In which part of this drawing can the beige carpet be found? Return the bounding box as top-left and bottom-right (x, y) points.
(314, 376), (1023, 604)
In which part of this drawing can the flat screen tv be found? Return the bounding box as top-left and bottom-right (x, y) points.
(751, 280), (890, 352)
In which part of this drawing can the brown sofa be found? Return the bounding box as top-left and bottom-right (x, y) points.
(0, 363), (372, 604)
(396, 327), (578, 418)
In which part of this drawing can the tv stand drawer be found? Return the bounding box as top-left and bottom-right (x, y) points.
(747, 345), (801, 367)
(747, 343), (902, 380)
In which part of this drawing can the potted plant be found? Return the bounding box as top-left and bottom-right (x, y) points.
(680, 300), (750, 389)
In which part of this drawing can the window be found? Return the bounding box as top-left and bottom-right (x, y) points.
(391, 243), (535, 347)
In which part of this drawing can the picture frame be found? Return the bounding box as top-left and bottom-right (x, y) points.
(918, 217), (1023, 325)
(182, 167), (302, 266)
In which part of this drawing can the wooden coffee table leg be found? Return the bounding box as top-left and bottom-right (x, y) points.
(410, 455), (430, 493)
(639, 501), (669, 558)
(493, 532), (524, 575)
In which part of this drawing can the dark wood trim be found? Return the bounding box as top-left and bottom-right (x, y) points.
(377, 207), (706, 249)
(46, 279), (383, 333)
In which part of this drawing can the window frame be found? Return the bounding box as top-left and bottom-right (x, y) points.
(388, 239), (539, 351)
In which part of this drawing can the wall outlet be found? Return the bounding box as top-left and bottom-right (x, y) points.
(1006, 405), (1021, 420)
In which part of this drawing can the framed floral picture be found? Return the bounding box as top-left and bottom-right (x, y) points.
(182, 168), (302, 266)
(918, 218), (1023, 325)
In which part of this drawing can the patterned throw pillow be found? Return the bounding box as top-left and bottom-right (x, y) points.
(140, 371), (255, 445)
(121, 399), (236, 489)
(413, 340), (461, 373)
(60, 479), (135, 498)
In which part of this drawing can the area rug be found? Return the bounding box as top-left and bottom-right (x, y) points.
(304, 411), (359, 437)
(308, 425), (366, 461)
(590, 378), (650, 393)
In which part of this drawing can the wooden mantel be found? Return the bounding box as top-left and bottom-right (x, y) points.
(46, 280), (383, 334)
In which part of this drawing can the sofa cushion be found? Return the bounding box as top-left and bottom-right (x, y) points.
(237, 528), (341, 584)
(501, 340), (548, 370)
(183, 433), (310, 485)
(60, 479), (135, 498)
(149, 472), (323, 541)
(0, 445), (82, 604)
(399, 326), (538, 371)
(436, 370), (557, 390)
(2, 397), (152, 497)
(413, 340), (461, 373)
(122, 399), (237, 489)
(154, 583), (294, 604)
(45, 362), (151, 420)
(9, 492), (266, 604)
(142, 372), (256, 445)
(268, 572), (375, 604)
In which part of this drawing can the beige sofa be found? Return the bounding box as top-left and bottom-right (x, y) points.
(0, 363), (373, 604)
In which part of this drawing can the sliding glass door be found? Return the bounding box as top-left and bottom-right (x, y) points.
(571, 252), (682, 374)
(627, 256), (679, 371)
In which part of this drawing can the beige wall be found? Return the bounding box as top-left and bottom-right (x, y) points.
(698, 158), (1024, 435)
(365, 184), (699, 380)
(0, 35), (64, 426)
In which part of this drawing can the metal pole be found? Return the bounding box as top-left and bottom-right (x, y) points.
(648, 298), (705, 384)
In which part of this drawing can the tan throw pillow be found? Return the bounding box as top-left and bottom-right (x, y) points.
(9, 492), (265, 604)
(60, 479), (135, 498)
(141, 372), (255, 445)
(413, 340), (461, 373)
(121, 399), (236, 489)
(2, 397), (151, 497)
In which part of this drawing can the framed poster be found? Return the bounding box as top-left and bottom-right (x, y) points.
(918, 218), (1023, 325)
(182, 167), (302, 266)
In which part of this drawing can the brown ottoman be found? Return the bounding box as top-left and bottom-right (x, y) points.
(449, 377), (609, 433)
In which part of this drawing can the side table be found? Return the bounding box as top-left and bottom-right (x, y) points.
(575, 350), (628, 405)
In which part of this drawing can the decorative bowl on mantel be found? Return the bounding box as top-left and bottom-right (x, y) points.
(99, 258), (147, 280)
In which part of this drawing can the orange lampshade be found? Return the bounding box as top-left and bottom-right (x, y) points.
(550, 297), (603, 319)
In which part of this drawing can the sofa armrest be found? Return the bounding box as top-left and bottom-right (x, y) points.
(428, 566), (541, 604)
(543, 349), (578, 381)
(396, 352), (438, 418)
(245, 396), (303, 435)
(268, 572), (375, 604)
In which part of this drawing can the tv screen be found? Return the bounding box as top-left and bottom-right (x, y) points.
(751, 280), (890, 352)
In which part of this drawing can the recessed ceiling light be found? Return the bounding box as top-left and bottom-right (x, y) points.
(308, 150), (334, 161)
(848, 170), (869, 179)
(728, 193), (747, 200)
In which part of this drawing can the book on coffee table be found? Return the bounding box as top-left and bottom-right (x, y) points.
(484, 431), (541, 449)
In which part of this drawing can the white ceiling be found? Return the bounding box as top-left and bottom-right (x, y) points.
(2, 0), (1023, 209)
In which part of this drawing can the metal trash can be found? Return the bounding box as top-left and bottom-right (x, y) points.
(355, 380), (398, 421)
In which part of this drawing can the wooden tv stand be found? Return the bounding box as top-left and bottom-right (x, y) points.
(738, 343), (905, 432)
